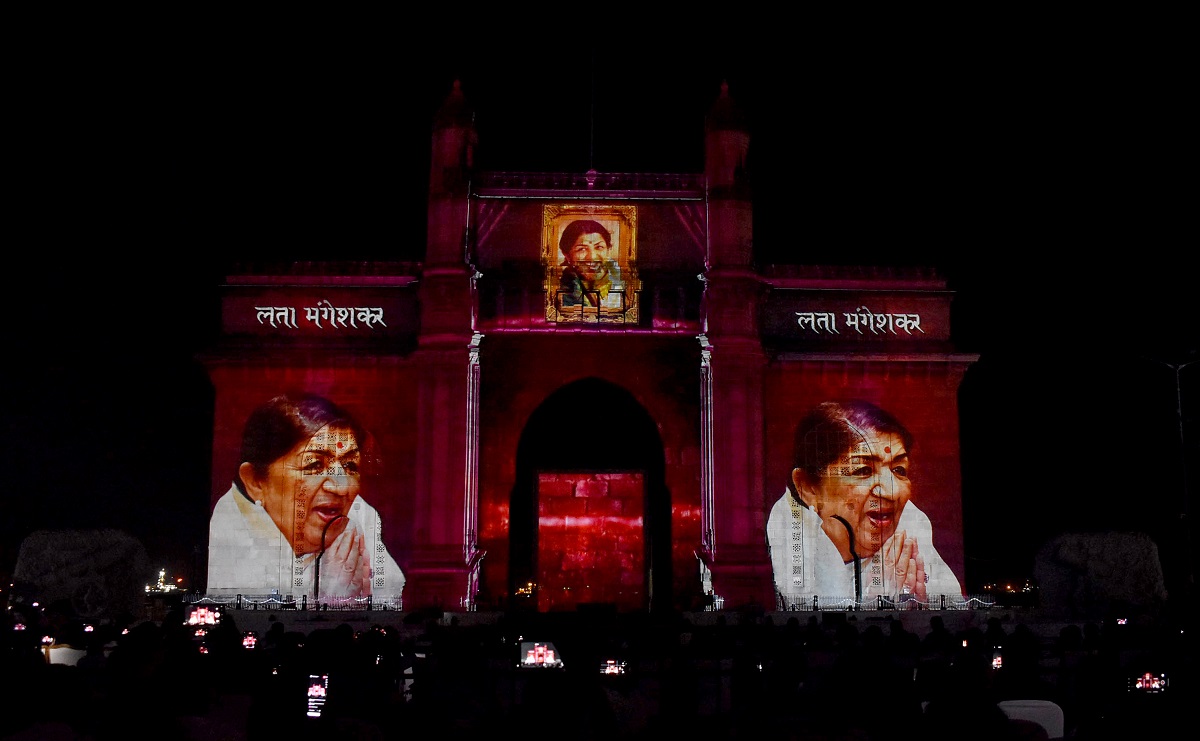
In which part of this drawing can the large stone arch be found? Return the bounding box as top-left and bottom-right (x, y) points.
(507, 376), (672, 613)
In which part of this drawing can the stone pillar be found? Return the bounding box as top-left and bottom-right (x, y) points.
(699, 82), (774, 608)
(406, 81), (479, 610)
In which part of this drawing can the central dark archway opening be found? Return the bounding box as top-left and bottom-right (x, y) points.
(508, 377), (671, 613)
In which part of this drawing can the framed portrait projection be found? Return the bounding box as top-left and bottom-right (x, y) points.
(206, 381), (409, 609)
(763, 384), (966, 611)
(543, 204), (639, 324)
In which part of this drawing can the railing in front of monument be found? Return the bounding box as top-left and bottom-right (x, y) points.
(776, 594), (997, 612)
(183, 593), (403, 612)
(181, 592), (995, 613)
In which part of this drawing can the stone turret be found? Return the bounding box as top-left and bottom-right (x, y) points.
(700, 80), (774, 609)
(408, 80), (479, 608)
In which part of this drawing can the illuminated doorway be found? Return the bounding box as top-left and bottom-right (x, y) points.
(535, 471), (644, 612)
(509, 378), (670, 613)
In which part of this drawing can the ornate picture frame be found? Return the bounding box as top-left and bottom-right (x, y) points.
(542, 203), (639, 324)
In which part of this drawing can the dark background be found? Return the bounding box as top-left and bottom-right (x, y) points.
(6, 32), (1194, 602)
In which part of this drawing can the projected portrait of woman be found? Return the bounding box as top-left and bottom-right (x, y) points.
(766, 400), (963, 608)
(207, 393), (404, 603)
(543, 204), (639, 323)
(557, 218), (625, 310)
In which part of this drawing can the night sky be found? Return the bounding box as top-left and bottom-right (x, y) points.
(6, 35), (1194, 599)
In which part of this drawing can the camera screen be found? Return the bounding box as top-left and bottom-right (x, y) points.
(306, 674), (330, 717)
(1127, 672), (1168, 693)
(184, 605), (221, 627)
(518, 641), (564, 669)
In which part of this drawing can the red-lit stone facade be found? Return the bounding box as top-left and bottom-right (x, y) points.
(202, 82), (975, 614)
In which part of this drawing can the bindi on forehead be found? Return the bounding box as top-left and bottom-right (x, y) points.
(303, 439), (358, 457)
(861, 432), (904, 451)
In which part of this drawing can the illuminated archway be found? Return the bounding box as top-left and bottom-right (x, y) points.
(508, 377), (670, 613)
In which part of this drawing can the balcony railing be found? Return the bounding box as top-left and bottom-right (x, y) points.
(474, 171), (705, 198)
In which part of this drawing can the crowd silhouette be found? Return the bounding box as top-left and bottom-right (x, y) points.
(1, 601), (1190, 740)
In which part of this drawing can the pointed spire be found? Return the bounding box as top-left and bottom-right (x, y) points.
(434, 79), (474, 130)
(705, 79), (748, 132)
